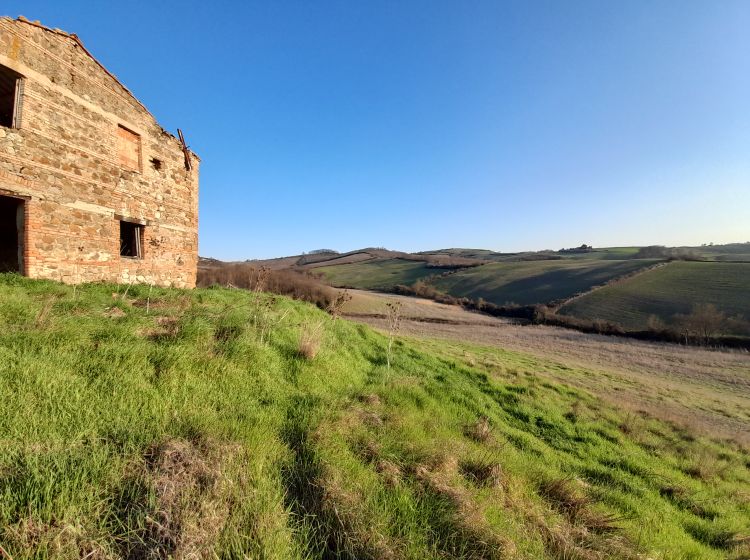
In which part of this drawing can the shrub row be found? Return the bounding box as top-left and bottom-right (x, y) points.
(197, 262), (336, 309)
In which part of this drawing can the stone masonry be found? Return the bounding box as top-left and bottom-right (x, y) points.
(0, 16), (199, 287)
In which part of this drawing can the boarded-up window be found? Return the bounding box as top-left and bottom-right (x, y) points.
(117, 125), (141, 171)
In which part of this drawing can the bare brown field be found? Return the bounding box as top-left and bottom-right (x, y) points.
(344, 290), (750, 444)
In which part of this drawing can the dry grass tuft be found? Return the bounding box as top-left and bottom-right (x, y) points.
(581, 509), (624, 534)
(356, 439), (382, 463)
(105, 306), (126, 319)
(297, 321), (324, 360)
(539, 477), (591, 522)
(140, 316), (180, 341)
(539, 477), (625, 538)
(376, 460), (402, 487)
(682, 463), (716, 481)
(139, 438), (230, 559)
(460, 458), (504, 488)
(359, 393), (382, 407)
(358, 408), (385, 428)
(3, 518), (114, 560)
(618, 413), (639, 435)
(465, 416), (493, 443)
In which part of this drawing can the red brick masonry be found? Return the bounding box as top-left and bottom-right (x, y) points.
(0, 17), (199, 287)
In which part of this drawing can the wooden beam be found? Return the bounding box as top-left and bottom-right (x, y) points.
(177, 128), (192, 171)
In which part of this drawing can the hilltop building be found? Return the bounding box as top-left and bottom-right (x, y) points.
(0, 16), (199, 287)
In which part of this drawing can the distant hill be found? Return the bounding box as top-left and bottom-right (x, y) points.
(202, 242), (750, 337)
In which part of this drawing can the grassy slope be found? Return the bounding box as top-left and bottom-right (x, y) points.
(317, 258), (439, 289)
(419, 248), (642, 262)
(560, 248), (642, 260)
(692, 243), (750, 262)
(560, 261), (750, 331)
(432, 259), (658, 306)
(1, 275), (749, 559)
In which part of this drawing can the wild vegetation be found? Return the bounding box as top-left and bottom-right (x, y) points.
(1, 275), (749, 559)
(197, 260), (336, 309)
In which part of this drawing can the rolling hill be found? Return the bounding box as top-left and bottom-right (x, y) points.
(1, 275), (749, 559)
(430, 259), (660, 306)
(559, 261), (750, 333)
(203, 243), (750, 336)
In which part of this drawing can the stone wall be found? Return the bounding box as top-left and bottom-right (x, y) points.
(0, 17), (199, 287)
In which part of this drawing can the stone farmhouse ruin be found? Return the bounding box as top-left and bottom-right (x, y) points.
(0, 16), (199, 288)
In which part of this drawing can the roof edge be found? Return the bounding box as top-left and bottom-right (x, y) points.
(8, 15), (199, 160)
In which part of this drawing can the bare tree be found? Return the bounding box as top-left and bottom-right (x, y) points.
(674, 304), (725, 345)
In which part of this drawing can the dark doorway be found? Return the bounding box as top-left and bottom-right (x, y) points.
(0, 195), (23, 273)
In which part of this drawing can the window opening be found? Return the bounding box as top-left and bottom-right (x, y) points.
(0, 64), (23, 128)
(119, 221), (143, 258)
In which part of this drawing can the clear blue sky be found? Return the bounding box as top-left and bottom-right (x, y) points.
(5, 1), (750, 259)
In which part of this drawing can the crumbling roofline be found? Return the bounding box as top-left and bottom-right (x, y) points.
(8, 15), (200, 160)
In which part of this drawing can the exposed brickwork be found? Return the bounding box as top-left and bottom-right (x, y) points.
(0, 17), (199, 287)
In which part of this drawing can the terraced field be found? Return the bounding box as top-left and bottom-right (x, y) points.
(432, 259), (659, 306)
(316, 258), (442, 289)
(559, 261), (750, 333)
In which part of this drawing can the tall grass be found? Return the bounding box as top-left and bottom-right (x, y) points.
(0, 274), (748, 559)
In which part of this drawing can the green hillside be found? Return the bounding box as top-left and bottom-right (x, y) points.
(432, 259), (658, 306)
(316, 258), (441, 289)
(559, 261), (750, 333)
(418, 247), (643, 262)
(693, 243), (750, 262)
(2, 275), (749, 559)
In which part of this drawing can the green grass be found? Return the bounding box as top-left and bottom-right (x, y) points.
(1, 274), (749, 559)
(561, 247), (643, 260)
(559, 261), (750, 332)
(432, 259), (658, 306)
(420, 247), (644, 262)
(317, 258), (441, 289)
(692, 243), (750, 262)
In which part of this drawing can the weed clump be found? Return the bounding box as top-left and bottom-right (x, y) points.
(297, 321), (324, 360)
(465, 416), (493, 443)
(460, 458), (503, 488)
(539, 477), (622, 534)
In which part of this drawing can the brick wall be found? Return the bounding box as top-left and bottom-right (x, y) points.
(0, 17), (199, 288)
